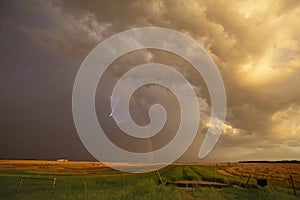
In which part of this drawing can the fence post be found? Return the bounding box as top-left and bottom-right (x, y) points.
(239, 172), (244, 187)
(290, 175), (297, 196)
(51, 177), (56, 193)
(245, 174), (251, 188)
(84, 182), (87, 199)
(157, 170), (164, 185)
(120, 172), (123, 186)
(17, 175), (23, 194)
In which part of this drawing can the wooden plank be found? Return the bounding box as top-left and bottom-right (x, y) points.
(165, 180), (231, 188)
(21, 176), (55, 181)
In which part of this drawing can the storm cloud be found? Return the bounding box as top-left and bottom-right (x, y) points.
(0, 0), (300, 162)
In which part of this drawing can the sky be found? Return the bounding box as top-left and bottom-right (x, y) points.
(0, 0), (300, 162)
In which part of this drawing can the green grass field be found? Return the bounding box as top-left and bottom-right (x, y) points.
(0, 162), (299, 200)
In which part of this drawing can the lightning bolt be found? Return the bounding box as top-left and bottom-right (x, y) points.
(109, 96), (126, 123)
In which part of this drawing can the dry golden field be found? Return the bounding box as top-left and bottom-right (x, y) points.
(218, 163), (300, 184)
(0, 159), (107, 174)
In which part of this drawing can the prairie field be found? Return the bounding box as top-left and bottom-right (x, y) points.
(219, 163), (300, 184)
(0, 160), (299, 200)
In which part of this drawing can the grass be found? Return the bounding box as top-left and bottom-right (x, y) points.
(0, 162), (299, 200)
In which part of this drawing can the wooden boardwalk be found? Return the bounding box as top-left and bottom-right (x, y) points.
(165, 180), (231, 189)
